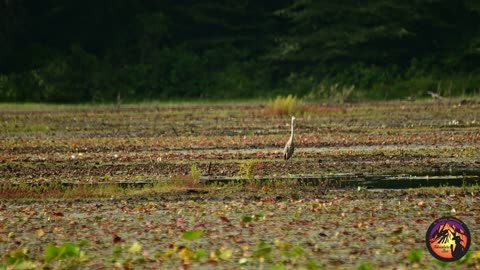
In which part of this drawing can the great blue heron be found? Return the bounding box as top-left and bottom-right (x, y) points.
(283, 116), (296, 161)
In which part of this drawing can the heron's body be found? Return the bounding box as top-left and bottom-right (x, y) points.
(283, 116), (296, 160)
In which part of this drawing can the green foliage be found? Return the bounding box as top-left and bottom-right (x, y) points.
(239, 160), (257, 180)
(214, 248), (233, 261)
(194, 249), (208, 261)
(357, 262), (374, 270)
(43, 241), (88, 266)
(111, 241), (147, 268)
(253, 241), (272, 261)
(3, 248), (39, 269)
(274, 1), (480, 68)
(0, 75), (18, 102)
(241, 215), (254, 223)
(241, 214), (264, 223)
(1, 1), (480, 102)
(307, 83), (356, 103)
(267, 95), (304, 116)
(182, 230), (203, 241)
(456, 250), (473, 266)
(210, 61), (270, 98)
(407, 248), (423, 263)
(190, 163), (201, 185)
(30, 45), (97, 103)
(127, 241), (143, 255)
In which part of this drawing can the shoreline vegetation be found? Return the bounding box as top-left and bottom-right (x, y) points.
(2, 1), (480, 103)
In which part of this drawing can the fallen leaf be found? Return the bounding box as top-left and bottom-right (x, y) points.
(220, 216), (230, 223)
(392, 226), (404, 235)
(52, 212), (64, 217)
(112, 234), (122, 244)
(36, 229), (45, 237)
(128, 241), (142, 254)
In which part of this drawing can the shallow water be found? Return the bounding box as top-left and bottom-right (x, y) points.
(51, 170), (480, 190)
(201, 171), (480, 189)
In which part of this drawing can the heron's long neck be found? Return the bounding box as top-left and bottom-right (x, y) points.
(290, 119), (294, 139)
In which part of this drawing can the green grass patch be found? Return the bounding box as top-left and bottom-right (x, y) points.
(266, 95), (304, 116)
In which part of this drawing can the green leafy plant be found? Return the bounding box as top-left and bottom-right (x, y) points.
(190, 163), (201, 185)
(2, 248), (39, 270)
(177, 231), (205, 265)
(279, 244), (304, 259)
(304, 259), (322, 270)
(239, 160), (257, 180)
(44, 241), (89, 266)
(169, 163), (205, 189)
(253, 241), (272, 262)
(239, 160), (260, 189)
(407, 248), (423, 263)
(182, 230), (203, 241)
(456, 251), (473, 266)
(241, 214), (264, 223)
(357, 261), (374, 270)
(215, 247), (233, 261)
(111, 241), (147, 268)
(127, 241), (143, 255)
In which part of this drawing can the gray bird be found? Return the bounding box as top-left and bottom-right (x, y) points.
(283, 116), (296, 161)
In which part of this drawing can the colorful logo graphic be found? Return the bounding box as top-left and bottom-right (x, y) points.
(426, 217), (471, 262)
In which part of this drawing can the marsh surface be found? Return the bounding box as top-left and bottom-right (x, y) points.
(0, 99), (479, 269)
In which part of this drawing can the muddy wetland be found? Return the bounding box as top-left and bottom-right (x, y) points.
(1, 99), (479, 269)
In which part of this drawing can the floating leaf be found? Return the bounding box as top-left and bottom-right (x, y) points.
(357, 262), (374, 270)
(242, 214), (264, 223)
(43, 242), (86, 263)
(253, 241), (272, 260)
(5, 248), (30, 265)
(44, 245), (59, 262)
(392, 226), (404, 235)
(217, 248), (233, 260)
(36, 229), (45, 237)
(220, 216), (230, 223)
(182, 230), (203, 241)
(112, 234), (123, 244)
(128, 241), (142, 254)
(52, 212), (64, 217)
(238, 257), (249, 265)
(59, 243), (81, 258)
(241, 216), (254, 223)
(194, 249), (208, 260)
(178, 247), (194, 261)
(475, 250), (480, 261)
(282, 245), (304, 258)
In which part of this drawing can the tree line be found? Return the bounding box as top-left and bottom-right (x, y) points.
(1, 0), (479, 103)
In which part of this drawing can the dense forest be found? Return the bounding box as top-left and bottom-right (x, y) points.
(1, 0), (480, 102)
